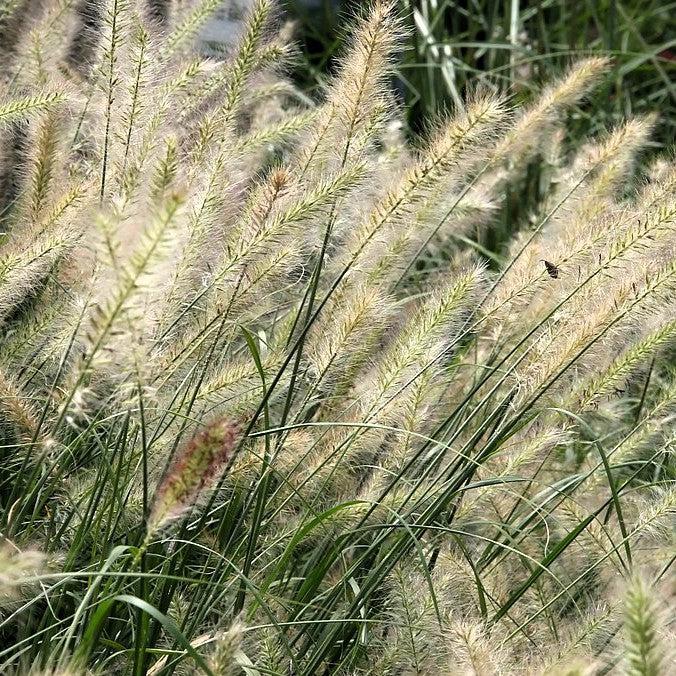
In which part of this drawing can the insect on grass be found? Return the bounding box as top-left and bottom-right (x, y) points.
(541, 259), (559, 278)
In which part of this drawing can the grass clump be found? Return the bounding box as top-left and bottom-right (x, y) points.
(0, 1), (674, 674)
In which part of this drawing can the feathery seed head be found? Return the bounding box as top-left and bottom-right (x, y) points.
(0, 541), (45, 602)
(147, 418), (242, 533)
(623, 576), (665, 676)
(208, 619), (246, 676)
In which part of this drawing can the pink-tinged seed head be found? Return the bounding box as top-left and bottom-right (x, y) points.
(148, 418), (242, 532)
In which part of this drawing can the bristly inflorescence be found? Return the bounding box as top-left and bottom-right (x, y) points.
(147, 417), (242, 534)
(0, 0), (674, 674)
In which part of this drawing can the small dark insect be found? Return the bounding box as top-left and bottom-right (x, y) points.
(541, 259), (559, 279)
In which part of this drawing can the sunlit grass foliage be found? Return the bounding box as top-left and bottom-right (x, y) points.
(0, 1), (674, 674)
